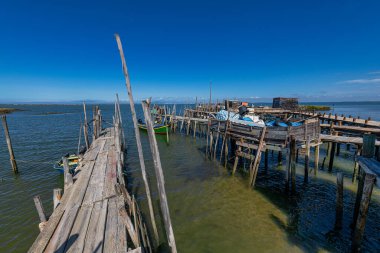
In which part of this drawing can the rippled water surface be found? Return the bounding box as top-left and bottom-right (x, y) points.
(0, 103), (379, 252)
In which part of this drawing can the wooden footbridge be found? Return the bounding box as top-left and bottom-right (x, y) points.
(28, 35), (179, 253)
(29, 106), (150, 253)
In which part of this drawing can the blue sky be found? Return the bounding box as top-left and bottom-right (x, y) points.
(0, 0), (380, 103)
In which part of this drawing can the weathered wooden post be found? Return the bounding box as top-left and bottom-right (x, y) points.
(335, 172), (343, 230)
(362, 134), (376, 158)
(53, 188), (63, 210)
(1, 115), (18, 174)
(352, 172), (375, 252)
(92, 106), (97, 140)
(142, 99), (177, 253)
(278, 151), (283, 166)
(63, 157), (73, 190)
(290, 136), (297, 193)
(351, 134), (377, 252)
(314, 142), (320, 175)
(286, 136), (296, 193)
(83, 102), (90, 149)
(213, 122), (220, 159)
(115, 34), (160, 243)
(304, 137), (310, 183)
(328, 142), (336, 172)
(352, 145), (362, 182)
(264, 149), (269, 171)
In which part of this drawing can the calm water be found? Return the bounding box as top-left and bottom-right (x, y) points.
(0, 102), (380, 252)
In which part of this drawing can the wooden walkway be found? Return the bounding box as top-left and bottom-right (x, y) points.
(29, 127), (147, 253)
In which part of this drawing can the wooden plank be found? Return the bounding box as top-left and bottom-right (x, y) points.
(321, 134), (380, 146)
(320, 124), (380, 134)
(46, 140), (106, 252)
(103, 194), (118, 253)
(67, 151), (108, 253)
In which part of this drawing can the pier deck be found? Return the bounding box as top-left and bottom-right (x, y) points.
(29, 127), (141, 253)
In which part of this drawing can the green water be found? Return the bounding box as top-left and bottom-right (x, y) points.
(129, 134), (380, 253)
(0, 104), (380, 252)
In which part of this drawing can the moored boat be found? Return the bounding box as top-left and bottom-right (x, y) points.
(54, 154), (79, 173)
(138, 123), (170, 135)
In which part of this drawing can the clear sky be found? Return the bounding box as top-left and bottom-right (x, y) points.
(1, 0), (380, 103)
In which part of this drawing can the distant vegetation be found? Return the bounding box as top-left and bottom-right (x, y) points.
(299, 105), (331, 111)
(0, 108), (20, 114)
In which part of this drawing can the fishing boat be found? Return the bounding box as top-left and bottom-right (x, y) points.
(54, 154), (79, 173)
(138, 123), (170, 135)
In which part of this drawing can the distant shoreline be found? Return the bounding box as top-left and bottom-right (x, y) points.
(0, 108), (22, 114)
(0, 100), (380, 105)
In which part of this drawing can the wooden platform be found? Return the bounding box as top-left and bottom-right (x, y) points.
(294, 111), (380, 127)
(28, 127), (144, 253)
(320, 134), (380, 146)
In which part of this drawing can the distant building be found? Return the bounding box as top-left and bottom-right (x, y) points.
(272, 97), (299, 110)
(225, 100), (241, 110)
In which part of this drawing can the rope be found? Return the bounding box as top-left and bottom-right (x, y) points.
(16, 160), (56, 165)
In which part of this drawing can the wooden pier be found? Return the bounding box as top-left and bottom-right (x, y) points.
(161, 102), (380, 251)
(29, 107), (150, 253)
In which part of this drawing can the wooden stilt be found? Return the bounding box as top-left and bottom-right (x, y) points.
(362, 134), (376, 158)
(352, 172), (375, 252)
(209, 131), (214, 156)
(193, 120), (197, 138)
(314, 141), (320, 175)
(290, 137), (297, 193)
(141, 100), (177, 253)
(83, 102), (90, 149)
(115, 34), (159, 243)
(232, 146), (241, 175)
(278, 151), (283, 166)
(224, 137), (229, 168)
(1, 115), (18, 174)
(336, 143), (341, 156)
(328, 142), (336, 172)
(353, 146), (362, 182)
(63, 157), (73, 190)
(186, 119), (190, 135)
(304, 138), (310, 183)
(335, 172), (343, 230)
(213, 122), (220, 159)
